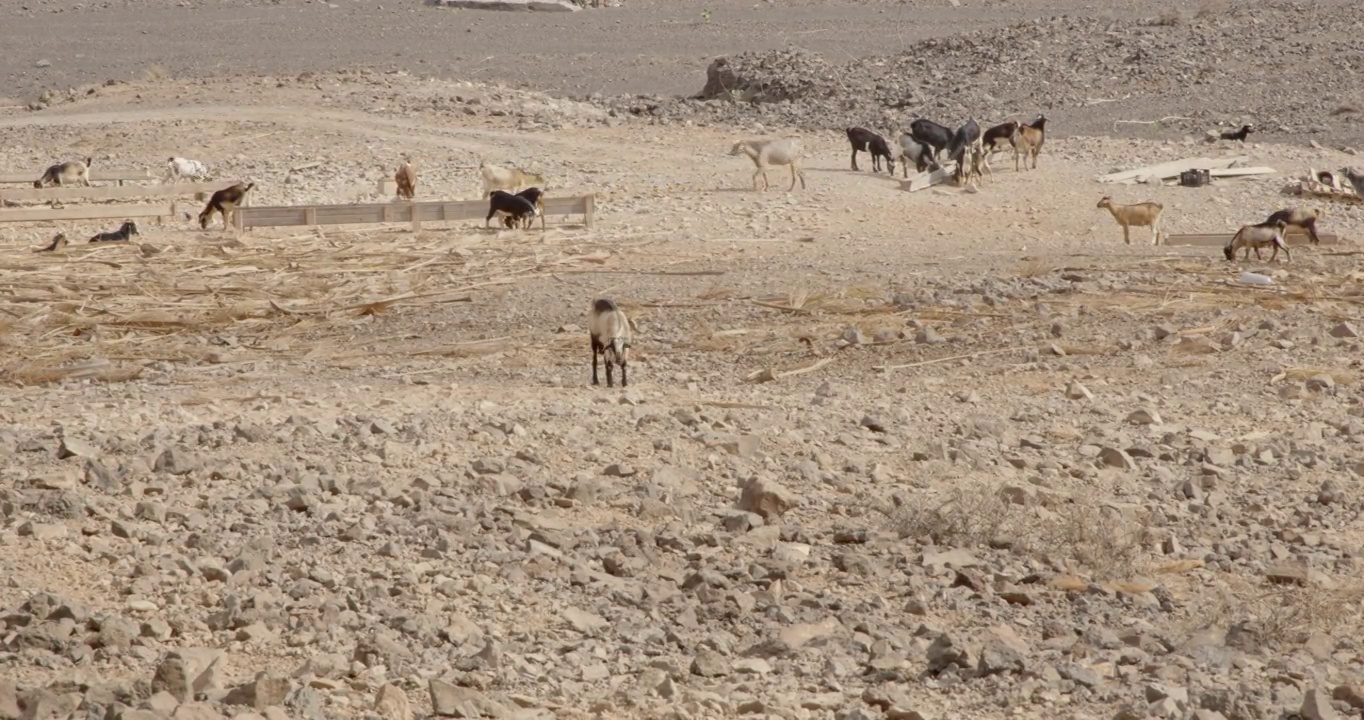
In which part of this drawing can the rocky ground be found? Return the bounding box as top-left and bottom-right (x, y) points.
(2, 23), (1364, 720)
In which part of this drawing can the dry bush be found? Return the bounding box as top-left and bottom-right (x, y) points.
(882, 480), (1151, 579)
(144, 64), (168, 82)
(1194, 0), (1227, 19)
(1179, 577), (1364, 647)
(1151, 8), (1185, 26)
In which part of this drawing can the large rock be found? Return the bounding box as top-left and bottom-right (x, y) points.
(426, 0), (580, 11)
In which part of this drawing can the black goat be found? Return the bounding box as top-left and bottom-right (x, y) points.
(845, 127), (896, 175)
(946, 119), (983, 186)
(982, 120), (1020, 154)
(501, 187), (547, 229)
(909, 118), (954, 162)
(486, 190), (538, 229)
(1219, 124), (1254, 142)
(89, 221), (139, 243)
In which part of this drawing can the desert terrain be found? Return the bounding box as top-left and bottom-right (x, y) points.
(3, 1), (1364, 720)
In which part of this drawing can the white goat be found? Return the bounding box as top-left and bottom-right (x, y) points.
(729, 138), (807, 192)
(589, 298), (631, 388)
(479, 160), (544, 198)
(164, 157), (212, 182)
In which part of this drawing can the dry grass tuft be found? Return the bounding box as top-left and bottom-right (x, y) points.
(144, 64), (169, 82)
(1178, 575), (1364, 647)
(881, 480), (1151, 580)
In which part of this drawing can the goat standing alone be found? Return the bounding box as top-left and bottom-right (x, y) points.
(89, 221), (139, 243)
(845, 127), (895, 175)
(394, 160), (417, 200)
(1219, 124), (1254, 142)
(1224, 219), (1290, 262)
(34, 157), (93, 189)
(1264, 207), (1323, 245)
(165, 157), (211, 183)
(1015, 115), (1047, 171)
(1097, 196), (1165, 245)
(589, 298), (631, 388)
(729, 138), (807, 192)
(198, 182), (254, 230)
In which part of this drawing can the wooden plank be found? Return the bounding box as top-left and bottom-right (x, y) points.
(236, 196), (595, 230)
(1165, 232), (1343, 247)
(903, 163), (957, 193)
(1098, 155), (1249, 184)
(0, 180), (237, 203)
(1208, 167), (1276, 179)
(0, 169), (153, 184)
(584, 194), (595, 230)
(0, 203), (173, 224)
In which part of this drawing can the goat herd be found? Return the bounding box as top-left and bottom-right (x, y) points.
(724, 115), (1328, 265)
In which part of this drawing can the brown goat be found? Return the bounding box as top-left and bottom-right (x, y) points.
(1263, 207), (1323, 245)
(1014, 115), (1047, 172)
(394, 160), (417, 200)
(198, 182), (255, 230)
(1097, 196), (1164, 245)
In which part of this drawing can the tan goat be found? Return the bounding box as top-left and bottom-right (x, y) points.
(1014, 115), (1046, 172)
(729, 138), (807, 192)
(394, 160), (417, 200)
(1096, 196), (1165, 245)
(1224, 219), (1291, 263)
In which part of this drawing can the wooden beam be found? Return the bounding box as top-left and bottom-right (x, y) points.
(1208, 167), (1276, 179)
(1098, 156), (1249, 185)
(584, 194), (595, 230)
(0, 180), (237, 203)
(902, 163), (957, 193)
(0, 169), (153, 184)
(235, 196), (594, 230)
(0, 203), (174, 224)
(1165, 232), (1343, 247)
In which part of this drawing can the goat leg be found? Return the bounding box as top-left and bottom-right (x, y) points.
(619, 360), (627, 388)
(850, 148), (859, 172)
(605, 359), (614, 388)
(590, 340), (601, 386)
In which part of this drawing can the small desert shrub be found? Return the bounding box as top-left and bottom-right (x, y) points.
(882, 479), (1151, 579)
(1152, 8), (1184, 26)
(144, 64), (168, 81)
(1182, 578), (1364, 647)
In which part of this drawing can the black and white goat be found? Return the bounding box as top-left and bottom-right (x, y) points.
(845, 127), (895, 175)
(589, 298), (631, 388)
(89, 221), (139, 243)
(896, 134), (940, 177)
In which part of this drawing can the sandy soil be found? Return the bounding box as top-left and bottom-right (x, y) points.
(2, 17), (1364, 720)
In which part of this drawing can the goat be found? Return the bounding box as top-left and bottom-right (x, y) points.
(479, 160), (544, 198)
(513, 187), (546, 229)
(1224, 219), (1290, 262)
(728, 138), (807, 192)
(37, 232), (67, 253)
(982, 120), (1020, 156)
(909, 118), (954, 162)
(967, 141), (992, 184)
(34, 157), (92, 189)
(845, 127), (895, 175)
(589, 298), (631, 388)
(164, 157), (211, 182)
(946, 119), (982, 187)
(1219, 124), (1254, 142)
(394, 160), (417, 200)
(88, 221), (139, 243)
(198, 182), (254, 230)
(897, 134), (940, 177)
(485, 190), (539, 229)
(1096, 196), (1165, 245)
(1015, 114), (1047, 171)
(1264, 207), (1324, 245)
